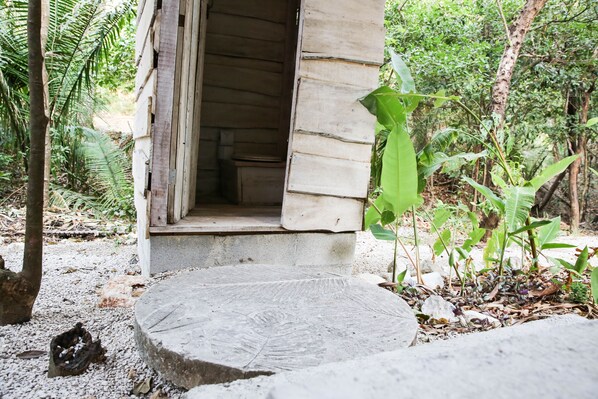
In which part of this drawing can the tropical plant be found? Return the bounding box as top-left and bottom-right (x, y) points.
(0, 0), (135, 182)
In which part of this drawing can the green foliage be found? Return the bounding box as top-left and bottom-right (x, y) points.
(591, 268), (598, 304)
(0, 0), (135, 211)
(49, 127), (134, 219)
(568, 282), (589, 304)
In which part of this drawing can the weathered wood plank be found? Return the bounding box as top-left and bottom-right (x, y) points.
(150, 0), (180, 227)
(301, 0), (385, 65)
(203, 65), (282, 97)
(185, 0), (209, 213)
(205, 33), (285, 63)
(210, 0), (288, 23)
(135, 0), (156, 63)
(204, 54), (283, 73)
(207, 12), (286, 42)
(294, 79), (376, 144)
(202, 86), (280, 108)
(299, 59), (379, 90)
(290, 132), (372, 163)
(201, 102), (280, 129)
(281, 193), (365, 232)
(133, 77), (154, 139)
(132, 136), (152, 268)
(235, 142), (279, 157)
(227, 129), (279, 144)
(287, 153), (370, 198)
(135, 33), (154, 99)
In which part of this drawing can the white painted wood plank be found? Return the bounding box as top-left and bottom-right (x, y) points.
(210, 0), (288, 23)
(290, 132), (372, 163)
(135, 0), (156, 63)
(207, 12), (286, 42)
(202, 86), (280, 108)
(301, 0), (386, 65)
(294, 79), (376, 144)
(287, 153), (370, 198)
(201, 102), (280, 129)
(203, 65), (282, 97)
(281, 193), (364, 232)
(204, 54), (283, 73)
(135, 34), (154, 98)
(205, 33), (285, 63)
(299, 59), (380, 90)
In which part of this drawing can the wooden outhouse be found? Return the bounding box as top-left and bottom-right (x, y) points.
(133, 0), (386, 275)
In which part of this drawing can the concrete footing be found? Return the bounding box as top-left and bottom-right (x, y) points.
(141, 232), (356, 275)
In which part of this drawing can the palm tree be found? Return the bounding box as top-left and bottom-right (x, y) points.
(0, 0), (135, 179)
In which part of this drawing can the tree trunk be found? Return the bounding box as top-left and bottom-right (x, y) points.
(491, 0), (549, 124)
(42, 0), (51, 207)
(488, 0), (547, 266)
(0, 0), (48, 325)
(568, 88), (592, 234)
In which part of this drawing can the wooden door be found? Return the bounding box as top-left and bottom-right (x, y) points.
(281, 0), (386, 232)
(167, 0), (208, 224)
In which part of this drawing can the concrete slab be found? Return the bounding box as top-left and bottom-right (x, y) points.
(146, 232), (356, 275)
(185, 315), (598, 399)
(135, 264), (418, 389)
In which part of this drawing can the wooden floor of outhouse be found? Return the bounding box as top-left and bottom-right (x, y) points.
(149, 204), (285, 235)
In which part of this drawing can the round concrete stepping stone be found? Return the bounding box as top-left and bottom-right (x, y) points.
(135, 265), (417, 389)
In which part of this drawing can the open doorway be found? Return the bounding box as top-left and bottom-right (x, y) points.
(181, 0), (300, 230)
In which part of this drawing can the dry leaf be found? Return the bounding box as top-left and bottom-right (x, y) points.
(16, 350), (47, 360)
(530, 282), (561, 297)
(132, 377), (152, 396)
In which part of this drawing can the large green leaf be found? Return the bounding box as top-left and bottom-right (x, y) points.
(591, 268), (598, 304)
(390, 49), (415, 94)
(433, 229), (451, 256)
(381, 125), (419, 217)
(529, 155), (579, 191)
(573, 247), (589, 274)
(360, 86), (406, 131)
(505, 186), (535, 232)
(538, 217), (561, 248)
(370, 224), (396, 241)
(462, 177), (505, 213)
(462, 227), (486, 252)
(431, 208), (451, 234)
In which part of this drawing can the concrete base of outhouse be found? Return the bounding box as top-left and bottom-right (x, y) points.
(139, 232), (357, 276)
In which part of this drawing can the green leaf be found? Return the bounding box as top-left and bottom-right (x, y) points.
(431, 208), (451, 234)
(509, 220), (551, 235)
(396, 268), (408, 284)
(467, 212), (479, 228)
(462, 177), (505, 213)
(529, 155), (579, 191)
(433, 229), (451, 256)
(380, 125), (419, 217)
(491, 172), (508, 190)
(537, 217), (561, 248)
(541, 243), (577, 249)
(390, 49), (415, 94)
(586, 117), (598, 127)
(573, 247), (589, 274)
(591, 268), (598, 304)
(381, 210), (396, 226)
(370, 224), (396, 241)
(360, 86), (406, 131)
(504, 186), (535, 232)
(462, 227), (486, 252)
(433, 89), (449, 108)
(364, 197), (384, 229)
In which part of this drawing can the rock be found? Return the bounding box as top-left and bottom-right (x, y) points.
(463, 310), (501, 327)
(135, 265), (418, 389)
(421, 295), (457, 323)
(356, 273), (386, 285)
(421, 272), (445, 290)
(98, 275), (147, 308)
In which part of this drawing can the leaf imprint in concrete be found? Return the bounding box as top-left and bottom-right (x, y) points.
(135, 265), (418, 389)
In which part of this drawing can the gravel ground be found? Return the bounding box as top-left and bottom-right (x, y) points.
(0, 230), (596, 399)
(0, 238), (184, 399)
